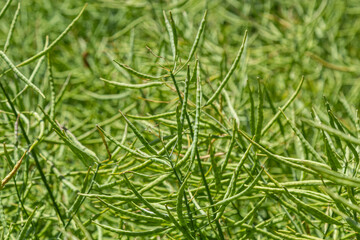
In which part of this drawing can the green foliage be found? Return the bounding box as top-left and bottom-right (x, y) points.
(1, 0), (360, 239)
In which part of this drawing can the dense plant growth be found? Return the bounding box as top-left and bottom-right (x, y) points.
(1, 0), (360, 239)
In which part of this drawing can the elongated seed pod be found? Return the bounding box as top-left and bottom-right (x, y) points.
(205, 30), (247, 106)
(101, 78), (164, 89)
(176, 173), (191, 227)
(119, 110), (158, 155)
(280, 109), (326, 164)
(94, 221), (170, 236)
(0, 51), (45, 98)
(261, 76), (304, 135)
(114, 60), (167, 80)
(17, 207), (37, 240)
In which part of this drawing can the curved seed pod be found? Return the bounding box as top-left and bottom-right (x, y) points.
(28, 111), (44, 152)
(272, 195), (315, 228)
(233, 196), (266, 227)
(248, 84), (255, 135)
(12, 38), (49, 102)
(252, 186), (331, 202)
(220, 121), (237, 173)
(163, 11), (177, 69)
(173, 10), (207, 76)
(312, 108), (341, 170)
(114, 60), (167, 80)
(178, 65), (191, 154)
(174, 144), (192, 169)
(205, 30), (247, 106)
(0, 51), (45, 98)
(3, 2), (20, 53)
(68, 168), (91, 216)
(237, 128), (322, 174)
(98, 198), (165, 222)
(322, 187), (360, 214)
(40, 107), (99, 166)
(267, 179), (333, 187)
(176, 173), (191, 227)
(302, 119), (360, 146)
(265, 170), (342, 226)
(123, 174), (170, 221)
(187, 71), (201, 172)
(101, 78), (164, 89)
(165, 205), (194, 240)
(286, 190), (342, 225)
(228, 143), (252, 196)
(17, 207), (37, 240)
(139, 173), (172, 194)
(93, 221), (170, 236)
(332, 208), (360, 233)
(15, 4), (87, 68)
(176, 104), (182, 155)
(55, 74), (71, 106)
(339, 93), (357, 126)
(119, 110), (157, 155)
(213, 168), (263, 208)
(328, 109), (359, 163)
(127, 111), (176, 120)
(280, 109), (326, 164)
(303, 162), (360, 188)
(96, 125), (147, 158)
(210, 145), (221, 193)
(261, 76), (304, 135)
(1, 150), (27, 190)
(47, 53), (56, 119)
(64, 129), (99, 164)
(185, 11), (207, 66)
(74, 216), (93, 240)
(255, 80), (264, 142)
(0, 0), (12, 20)
(78, 193), (169, 203)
